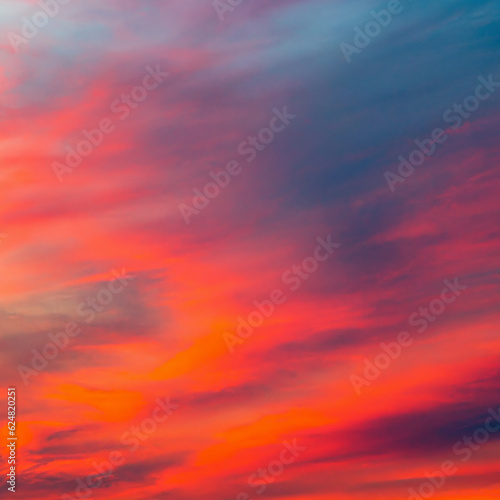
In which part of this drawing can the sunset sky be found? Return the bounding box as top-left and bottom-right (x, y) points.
(1, 0), (500, 499)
